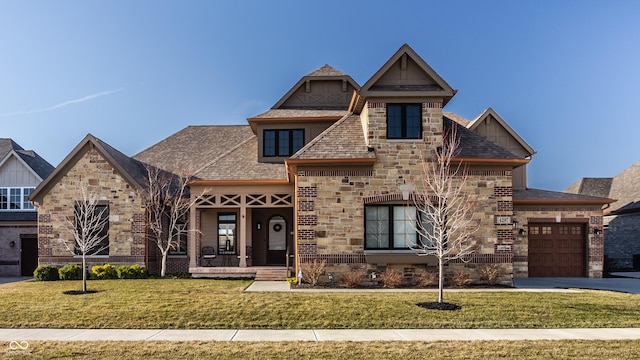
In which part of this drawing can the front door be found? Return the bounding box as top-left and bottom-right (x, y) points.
(267, 216), (286, 265)
(20, 235), (38, 276)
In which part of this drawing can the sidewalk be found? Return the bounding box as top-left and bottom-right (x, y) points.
(2, 328), (640, 342)
(244, 281), (583, 293)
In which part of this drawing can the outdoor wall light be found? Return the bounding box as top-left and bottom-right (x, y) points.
(9, 241), (15, 248)
(593, 228), (602, 235)
(518, 228), (526, 237)
(512, 220), (518, 229)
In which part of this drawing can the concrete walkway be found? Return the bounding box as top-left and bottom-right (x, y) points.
(2, 328), (640, 342)
(245, 281), (585, 293)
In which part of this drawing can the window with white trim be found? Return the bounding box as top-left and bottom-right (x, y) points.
(0, 187), (35, 210)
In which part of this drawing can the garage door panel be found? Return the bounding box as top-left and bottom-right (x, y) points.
(528, 223), (585, 277)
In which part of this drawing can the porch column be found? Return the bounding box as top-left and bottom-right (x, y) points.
(189, 207), (198, 268)
(239, 205), (247, 267)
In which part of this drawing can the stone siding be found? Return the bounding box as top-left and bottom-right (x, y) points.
(37, 148), (147, 269)
(296, 100), (516, 281)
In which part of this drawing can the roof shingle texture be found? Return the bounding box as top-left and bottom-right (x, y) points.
(305, 64), (347, 77)
(514, 188), (611, 201)
(0, 211), (37, 221)
(250, 109), (348, 119)
(608, 161), (640, 213)
(0, 138), (54, 179)
(290, 114), (375, 160)
(134, 126), (286, 181)
(443, 117), (523, 160)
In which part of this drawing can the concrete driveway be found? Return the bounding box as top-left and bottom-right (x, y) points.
(514, 274), (640, 294)
(0, 277), (32, 285)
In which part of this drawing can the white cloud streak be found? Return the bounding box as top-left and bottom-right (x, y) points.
(0, 88), (124, 117)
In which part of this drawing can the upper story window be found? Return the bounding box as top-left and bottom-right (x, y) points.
(0, 187), (35, 210)
(387, 103), (422, 139)
(264, 129), (305, 157)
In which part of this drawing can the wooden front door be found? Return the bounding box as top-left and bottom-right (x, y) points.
(528, 223), (586, 277)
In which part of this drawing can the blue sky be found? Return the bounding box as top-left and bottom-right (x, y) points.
(1, 1), (639, 191)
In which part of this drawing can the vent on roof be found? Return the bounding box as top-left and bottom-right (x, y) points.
(17, 150), (35, 157)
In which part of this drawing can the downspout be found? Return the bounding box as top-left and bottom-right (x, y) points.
(293, 170), (299, 279)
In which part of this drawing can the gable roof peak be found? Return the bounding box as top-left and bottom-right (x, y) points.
(352, 44), (456, 113)
(306, 64), (347, 77)
(467, 107), (536, 157)
(30, 133), (149, 203)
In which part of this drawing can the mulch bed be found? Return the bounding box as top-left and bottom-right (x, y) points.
(416, 301), (462, 311)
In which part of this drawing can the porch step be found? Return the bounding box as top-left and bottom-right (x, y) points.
(254, 268), (289, 281)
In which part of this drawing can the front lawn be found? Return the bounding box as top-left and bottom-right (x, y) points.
(1, 279), (638, 329)
(6, 340), (640, 360)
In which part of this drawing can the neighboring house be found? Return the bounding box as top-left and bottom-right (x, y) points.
(566, 161), (640, 270)
(0, 139), (54, 276)
(31, 44), (613, 279)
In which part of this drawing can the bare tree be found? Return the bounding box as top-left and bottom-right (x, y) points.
(409, 125), (479, 303)
(141, 165), (200, 277)
(58, 180), (109, 293)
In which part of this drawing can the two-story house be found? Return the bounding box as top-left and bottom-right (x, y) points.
(31, 44), (612, 280)
(0, 139), (54, 276)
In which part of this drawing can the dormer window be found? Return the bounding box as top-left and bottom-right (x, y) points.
(387, 103), (422, 139)
(264, 129), (305, 157)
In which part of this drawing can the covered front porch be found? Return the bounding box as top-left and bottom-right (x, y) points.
(187, 185), (295, 279)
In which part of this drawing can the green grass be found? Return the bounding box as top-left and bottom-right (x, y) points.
(4, 340), (640, 359)
(1, 279), (639, 329)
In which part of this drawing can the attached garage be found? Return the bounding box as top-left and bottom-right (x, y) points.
(528, 223), (586, 277)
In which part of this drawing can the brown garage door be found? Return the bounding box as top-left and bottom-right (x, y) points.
(528, 223), (585, 277)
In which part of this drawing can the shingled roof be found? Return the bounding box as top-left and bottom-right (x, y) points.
(514, 188), (614, 205)
(289, 114), (375, 161)
(249, 109), (348, 120)
(30, 134), (151, 203)
(306, 64), (347, 77)
(0, 138), (54, 180)
(195, 136), (286, 181)
(135, 125), (286, 181)
(443, 116), (524, 161)
(565, 178), (613, 198)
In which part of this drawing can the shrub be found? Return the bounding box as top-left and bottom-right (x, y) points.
(58, 264), (84, 280)
(300, 259), (326, 286)
(91, 264), (118, 280)
(379, 268), (403, 288)
(286, 277), (297, 284)
(33, 265), (60, 281)
(413, 270), (437, 287)
(339, 270), (365, 288)
(116, 264), (148, 279)
(477, 264), (505, 285)
(448, 269), (472, 288)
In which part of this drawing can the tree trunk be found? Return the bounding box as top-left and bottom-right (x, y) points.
(82, 254), (87, 293)
(438, 257), (444, 303)
(160, 251), (167, 278)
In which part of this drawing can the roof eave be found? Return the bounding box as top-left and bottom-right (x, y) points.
(189, 179), (292, 186)
(514, 198), (616, 205)
(450, 157), (530, 165)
